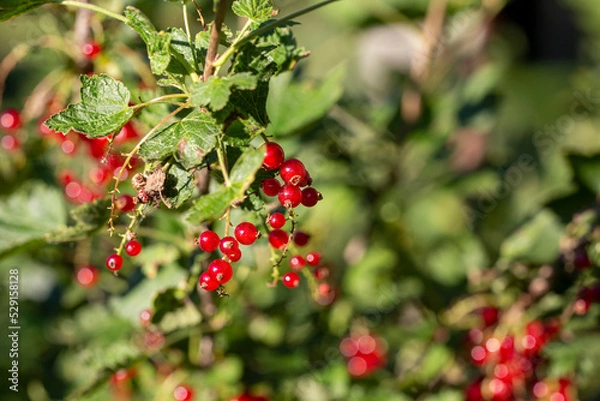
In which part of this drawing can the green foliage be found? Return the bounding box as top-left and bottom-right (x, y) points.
(232, 0), (274, 24)
(125, 7), (173, 75)
(190, 73), (258, 111)
(45, 74), (133, 137)
(0, 0), (51, 21)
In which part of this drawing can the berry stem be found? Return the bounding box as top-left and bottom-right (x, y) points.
(131, 93), (189, 110)
(203, 0), (229, 80)
(182, 2), (200, 81)
(216, 137), (231, 186)
(60, 1), (129, 24)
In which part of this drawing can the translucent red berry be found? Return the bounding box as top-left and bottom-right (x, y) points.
(480, 306), (499, 327)
(208, 259), (233, 284)
(76, 265), (99, 288)
(106, 254), (123, 271)
(278, 184), (302, 208)
(173, 384), (194, 401)
(234, 222), (259, 245)
(298, 171), (312, 187)
(199, 230), (220, 252)
(293, 231), (310, 246)
(301, 187), (322, 207)
(82, 41), (102, 59)
(279, 158), (307, 186)
(282, 271), (300, 288)
(1, 134), (19, 151)
(199, 271), (220, 291)
(0, 109), (21, 130)
(125, 240), (142, 256)
(268, 229), (289, 249)
(116, 194), (136, 212)
(261, 178), (281, 197)
(219, 236), (239, 254)
(289, 255), (306, 271)
(263, 142), (285, 170)
(306, 252), (321, 266)
(226, 247), (242, 263)
(268, 212), (287, 229)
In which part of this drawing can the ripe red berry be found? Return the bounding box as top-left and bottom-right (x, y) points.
(234, 222), (259, 245)
(199, 271), (220, 291)
(306, 252), (321, 266)
(313, 266), (329, 280)
(263, 142), (285, 170)
(116, 194), (136, 212)
(279, 158), (307, 186)
(289, 255), (306, 271)
(125, 240), (142, 256)
(106, 254), (123, 271)
(76, 265), (99, 288)
(298, 171), (312, 187)
(261, 178), (281, 197)
(301, 187), (322, 207)
(219, 236), (239, 254)
(268, 212), (287, 229)
(0, 109), (21, 130)
(226, 247), (242, 263)
(199, 230), (220, 252)
(1, 134), (19, 151)
(293, 231), (310, 246)
(140, 309), (152, 327)
(208, 259), (233, 284)
(82, 41), (102, 59)
(268, 229), (289, 249)
(480, 306), (499, 327)
(282, 271), (300, 288)
(278, 184), (302, 208)
(173, 384), (194, 401)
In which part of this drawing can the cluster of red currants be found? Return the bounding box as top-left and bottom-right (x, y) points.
(465, 307), (571, 400)
(339, 333), (386, 378)
(105, 239), (143, 273)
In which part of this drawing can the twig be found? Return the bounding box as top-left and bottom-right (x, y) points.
(203, 0), (229, 80)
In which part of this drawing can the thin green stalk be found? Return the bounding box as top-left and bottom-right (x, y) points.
(59, 0), (128, 24)
(216, 138), (231, 186)
(131, 93), (189, 109)
(213, 0), (340, 69)
(182, 3), (200, 81)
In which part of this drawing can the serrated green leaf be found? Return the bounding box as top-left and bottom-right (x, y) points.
(167, 27), (201, 74)
(164, 162), (195, 208)
(232, 0), (273, 23)
(139, 110), (220, 168)
(46, 198), (111, 244)
(190, 73), (258, 111)
(266, 64), (345, 136)
(0, 0), (52, 21)
(185, 186), (238, 223)
(125, 7), (172, 75)
(229, 146), (264, 185)
(45, 74), (133, 137)
(0, 183), (67, 258)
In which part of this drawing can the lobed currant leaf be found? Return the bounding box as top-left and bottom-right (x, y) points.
(0, 0), (53, 22)
(232, 0), (274, 25)
(125, 7), (172, 75)
(190, 73), (258, 111)
(45, 74), (133, 138)
(185, 186), (239, 224)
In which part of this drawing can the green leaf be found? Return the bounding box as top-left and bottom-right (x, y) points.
(232, 0), (273, 23)
(266, 64), (345, 136)
(0, 0), (52, 21)
(164, 162), (195, 208)
(190, 73), (258, 111)
(125, 7), (172, 75)
(139, 110), (220, 168)
(167, 27), (201, 74)
(45, 74), (133, 137)
(185, 186), (238, 223)
(0, 183), (67, 258)
(46, 198), (111, 244)
(229, 145), (264, 185)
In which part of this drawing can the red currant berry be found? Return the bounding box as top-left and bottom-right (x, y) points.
(293, 231), (310, 246)
(76, 265), (99, 288)
(140, 309), (152, 327)
(125, 240), (142, 256)
(226, 247), (242, 263)
(82, 41), (102, 59)
(263, 142), (285, 170)
(279, 158), (307, 186)
(208, 259), (233, 284)
(219, 236), (239, 254)
(268, 212), (287, 229)
(298, 171), (312, 187)
(480, 306), (499, 327)
(268, 229), (289, 249)
(106, 254), (123, 271)
(313, 266), (330, 280)
(116, 194), (136, 212)
(289, 255), (306, 271)
(301, 187), (322, 207)
(306, 252), (321, 266)
(278, 184), (302, 208)
(199, 230), (220, 252)
(282, 271), (300, 288)
(114, 122), (139, 143)
(234, 222), (259, 245)
(261, 178), (281, 197)
(1, 134), (19, 151)
(0, 109), (21, 130)
(173, 384), (194, 401)
(199, 271), (220, 291)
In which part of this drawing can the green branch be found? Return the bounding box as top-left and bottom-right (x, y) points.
(59, 0), (128, 24)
